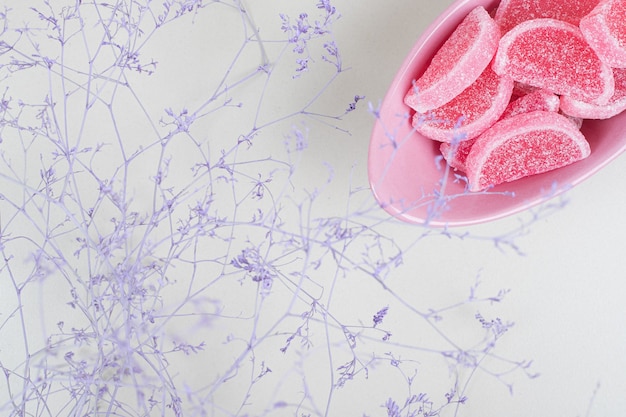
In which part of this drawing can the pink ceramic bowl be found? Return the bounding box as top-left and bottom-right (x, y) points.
(368, 0), (626, 227)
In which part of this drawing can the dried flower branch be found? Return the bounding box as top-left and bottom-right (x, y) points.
(0, 1), (563, 416)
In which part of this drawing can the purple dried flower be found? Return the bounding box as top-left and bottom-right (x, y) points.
(384, 398), (401, 417)
(346, 94), (366, 112)
(373, 306), (388, 327)
(0, 1), (564, 416)
(317, 0), (336, 14)
(475, 312), (514, 339)
(295, 57), (309, 74)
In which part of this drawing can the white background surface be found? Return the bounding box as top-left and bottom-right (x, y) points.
(1, 0), (625, 416)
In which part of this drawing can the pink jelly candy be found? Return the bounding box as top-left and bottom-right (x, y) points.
(511, 82), (540, 98)
(465, 111), (591, 191)
(494, 0), (600, 33)
(493, 18), (615, 105)
(500, 88), (560, 119)
(412, 66), (513, 142)
(561, 67), (626, 119)
(580, 0), (626, 68)
(439, 88), (559, 171)
(440, 139), (476, 172)
(404, 6), (500, 113)
(561, 112), (585, 129)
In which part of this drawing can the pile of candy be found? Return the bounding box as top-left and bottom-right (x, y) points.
(404, 0), (626, 191)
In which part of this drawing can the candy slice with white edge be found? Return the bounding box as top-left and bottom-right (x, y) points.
(404, 6), (500, 113)
(413, 66), (513, 142)
(561, 67), (626, 119)
(580, 0), (626, 68)
(465, 111), (591, 191)
(500, 88), (560, 119)
(440, 88), (559, 172)
(494, 0), (600, 34)
(440, 139), (476, 172)
(493, 18), (614, 105)
(561, 113), (585, 129)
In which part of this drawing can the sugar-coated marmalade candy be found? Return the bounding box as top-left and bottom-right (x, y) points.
(500, 88), (560, 119)
(412, 66), (513, 142)
(494, 0), (600, 33)
(561, 112), (585, 129)
(439, 88), (558, 172)
(511, 82), (540, 98)
(580, 0), (626, 68)
(404, 6), (500, 113)
(561, 67), (626, 119)
(440, 139), (476, 172)
(406, 2), (626, 192)
(493, 18), (614, 105)
(465, 111), (591, 191)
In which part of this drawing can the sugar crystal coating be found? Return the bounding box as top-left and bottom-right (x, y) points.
(561, 113), (585, 129)
(413, 66), (513, 142)
(493, 18), (614, 105)
(440, 88), (559, 172)
(404, 6), (500, 113)
(465, 111), (591, 191)
(500, 88), (560, 119)
(561, 67), (626, 118)
(511, 82), (540, 98)
(494, 0), (600, 33)
(580, 0), (626, 68)
(407, 3), (626, 192)
(440, 139), (476, 172)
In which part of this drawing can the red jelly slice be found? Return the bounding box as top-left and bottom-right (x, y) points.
(440, 139), (476, 172)
(412, 66), (513, 142)
(511, 82), (540, 98)
(561, 67), (626, 119)
(580, 0), (626, 68)
(493, 18), (614, 105)
(500, 88), (560, 119)
(494, 0), (600, 33)
(440, 88), (558, 172)
(465, 111), (591, 191)
(404, 6), (500, 113)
